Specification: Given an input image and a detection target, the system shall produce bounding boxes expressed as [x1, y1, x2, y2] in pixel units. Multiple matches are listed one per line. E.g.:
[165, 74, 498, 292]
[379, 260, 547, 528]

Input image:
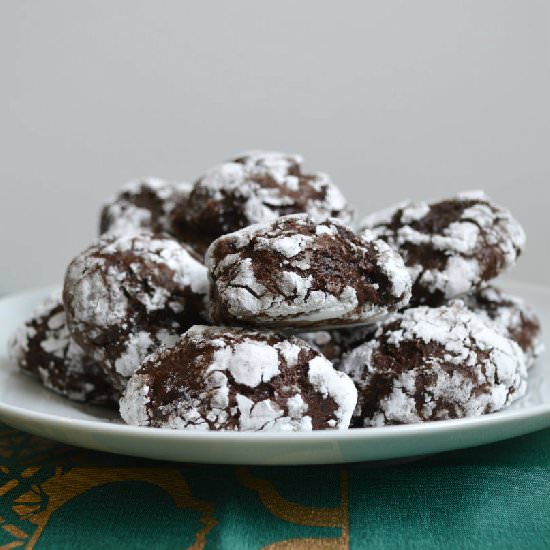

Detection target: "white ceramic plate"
[0, 282, 548, 465]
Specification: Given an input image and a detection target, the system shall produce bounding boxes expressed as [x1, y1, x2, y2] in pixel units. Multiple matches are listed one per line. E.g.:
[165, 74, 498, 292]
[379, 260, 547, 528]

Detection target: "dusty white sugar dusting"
[429, 256, 480, 297]
[210, 340, 280, 388]
[277, 271, 312, 298]
[158, 241, 208, 295]
[237, 395, 313, 432]
[268, 234, 312, 258]
[320, 179, 348, 211]
[40, 325, 70, 359]
[307, 355, 357, 429]
[236, 396, 284, 431]
[66, 261, 129, 332]
[285, 176, 300, 191]
[340, 301, 527, 426]
[114, 331, 154, 377]
[400, 202, 430, 223]
[275, 340, 302, 368]
[286, 394, 309, 417]
[315, 224, 337, 236]
[371, 239, 412, 303]
[119, 375, 151, 426]
[8, 324, 32, 366]
[47, 310, 65, 331]
[300, 331, 332, 347]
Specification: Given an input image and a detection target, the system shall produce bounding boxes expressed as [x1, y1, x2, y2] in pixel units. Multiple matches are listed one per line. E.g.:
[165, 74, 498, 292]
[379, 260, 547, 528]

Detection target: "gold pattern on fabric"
[237, 467, 349, 549]
[3, 466, 216, 550]
[0, 424, 356, 550]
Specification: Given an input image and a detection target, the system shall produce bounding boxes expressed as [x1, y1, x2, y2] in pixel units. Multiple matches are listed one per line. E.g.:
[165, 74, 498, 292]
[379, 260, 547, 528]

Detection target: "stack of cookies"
[9, 151, 543, 431]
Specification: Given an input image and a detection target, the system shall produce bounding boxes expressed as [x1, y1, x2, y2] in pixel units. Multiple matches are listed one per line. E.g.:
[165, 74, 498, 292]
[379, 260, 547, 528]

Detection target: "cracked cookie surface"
[339, 301, 527, 427]
[206, 214, 412, 328]
[359, 190, 525, 306]
[120, 325, 357, 431]
[63, 232, 208, 391]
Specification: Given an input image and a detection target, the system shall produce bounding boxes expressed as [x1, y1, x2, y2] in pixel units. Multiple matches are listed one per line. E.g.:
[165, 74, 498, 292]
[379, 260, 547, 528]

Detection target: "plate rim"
[0, 279, 548, 444]
[0, 394, 548, 443]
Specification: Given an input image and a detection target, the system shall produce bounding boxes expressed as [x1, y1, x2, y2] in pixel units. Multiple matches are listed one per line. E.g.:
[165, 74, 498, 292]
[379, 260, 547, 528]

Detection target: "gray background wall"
[1, 0, 549, 292]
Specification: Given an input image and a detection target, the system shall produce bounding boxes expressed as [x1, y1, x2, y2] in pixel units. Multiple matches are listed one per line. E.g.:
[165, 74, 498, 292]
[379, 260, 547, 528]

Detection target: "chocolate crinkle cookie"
[100, 178, 192, 239]
[464, 285, 543, 367]
[8, 293, 117, 405]
[180, 151, 354, 246]
[120, 325, 357, 431]
[63, 232, 208, 391]
[206, 214, 412, 328]
[339, 301, 527, 427]
[359, 190, 526, 306]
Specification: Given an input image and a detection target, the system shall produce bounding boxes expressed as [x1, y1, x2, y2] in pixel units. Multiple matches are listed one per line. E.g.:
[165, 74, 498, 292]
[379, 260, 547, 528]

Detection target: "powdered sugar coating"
[463, 285, 543, 368]
[8, 294, 60, 370]
[206, 214, 412, 328]
[339, 301, 527, 426]
[63, 232, 208, 390]
[359, 190, 526, 305]
[120, 325, 357, 431]
[8, 293, 117, 405]
[300, 325, 376, 366]
[183, 151, 354, 244]
[100, 178, 192, 237]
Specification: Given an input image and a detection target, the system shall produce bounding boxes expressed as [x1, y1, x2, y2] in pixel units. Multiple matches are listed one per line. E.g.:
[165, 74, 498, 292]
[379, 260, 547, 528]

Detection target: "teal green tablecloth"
[0, 424, 548, 549]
